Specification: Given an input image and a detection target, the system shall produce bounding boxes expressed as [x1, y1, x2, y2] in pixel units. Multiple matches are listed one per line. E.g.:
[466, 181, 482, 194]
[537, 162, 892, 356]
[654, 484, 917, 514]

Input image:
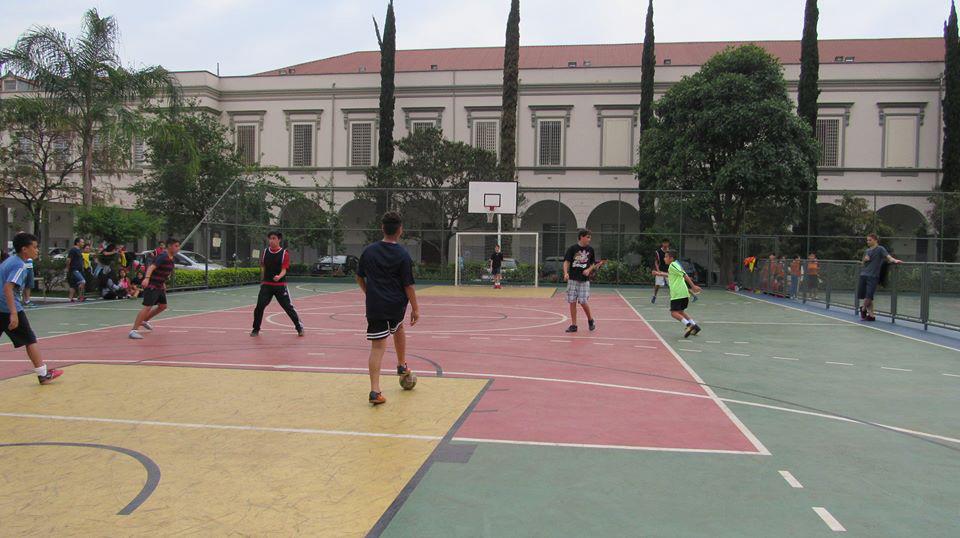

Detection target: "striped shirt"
[0, 255, 27, 313]
[147, 252, 175, 289]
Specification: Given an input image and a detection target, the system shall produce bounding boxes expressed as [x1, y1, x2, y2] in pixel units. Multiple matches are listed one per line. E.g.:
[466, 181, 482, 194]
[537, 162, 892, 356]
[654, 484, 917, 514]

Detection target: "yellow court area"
[0, 364, 485, 536]
[417, 285, 557, 298]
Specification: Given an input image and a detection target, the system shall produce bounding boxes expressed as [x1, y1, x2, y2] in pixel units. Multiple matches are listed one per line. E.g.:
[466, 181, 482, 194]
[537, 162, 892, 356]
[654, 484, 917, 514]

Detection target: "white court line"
[678, 348, 702, 353]
[207, 330, 227, 334]
[772, 356, 800, 361]
[724, 352, 750, 357]
[706, 341, 721, 344]
[452, 437, 765, 456]
[778, 470, 804, 488]
[47, 331, 68, 334]
[734, 341, 750, 344]
[825, 361, 854, 366]
[812, 507, 847, 532]
[617, 291, 772, 456]
[735, 291, 960, 353]
[881, 367, 912, 372]
[308, 352, 325, 356]
[550, 340, 571, 343]
[431, 336, 450, 339]
[6, 358, 959, 446]
[470, 337, 490, 340]
[510, 338, 531, 341]
[943, 373, 960, 378]
[634, 345, 657, 349]
[593, 343, 614, 346]
[0, 412, 441, 441]
[646, 320, 841, 326]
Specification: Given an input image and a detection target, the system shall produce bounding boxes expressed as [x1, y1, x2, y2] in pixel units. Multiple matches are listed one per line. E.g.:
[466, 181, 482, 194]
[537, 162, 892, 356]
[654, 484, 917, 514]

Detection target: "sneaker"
[691, 324, 702, 336]
[692, 294, 699, 303]
[369, 391, 386, 405]
[297, 327, 304, 337]
[38, 369, 63, 385]
[141, 321, 154, 331]
[683, 325, 695, 338]
[588, 319, 596, 331]
[651, 296, 656, 304]
[250, 330, 259, 337]
[397, 363, 411, 377]
[23, 301, 35, 308]
[565, 325, 578, 333]
[128, 330, 144, 340]
[865, 316, 876, 322]
[69, 298, 76, 303]
[859, 306, 867, 320]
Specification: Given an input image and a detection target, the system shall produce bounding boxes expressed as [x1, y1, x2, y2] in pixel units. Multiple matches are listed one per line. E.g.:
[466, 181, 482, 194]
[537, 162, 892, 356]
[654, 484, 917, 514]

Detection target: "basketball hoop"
[486, 206, 496, 224]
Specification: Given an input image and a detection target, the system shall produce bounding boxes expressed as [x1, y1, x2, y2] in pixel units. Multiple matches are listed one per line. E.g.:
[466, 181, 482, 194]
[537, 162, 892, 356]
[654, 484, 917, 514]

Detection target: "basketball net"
[486, 207, 496, 224]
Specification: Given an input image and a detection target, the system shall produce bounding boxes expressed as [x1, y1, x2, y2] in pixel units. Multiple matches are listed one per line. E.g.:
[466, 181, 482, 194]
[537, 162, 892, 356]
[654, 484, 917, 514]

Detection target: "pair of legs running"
[367, 323, 410, 405]
[129, 303, 166, 338]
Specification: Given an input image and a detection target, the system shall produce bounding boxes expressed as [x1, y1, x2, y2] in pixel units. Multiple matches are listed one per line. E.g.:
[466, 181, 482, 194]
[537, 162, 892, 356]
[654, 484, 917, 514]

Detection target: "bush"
[35, 258, 68, 294]
[169, 267, 261, 289]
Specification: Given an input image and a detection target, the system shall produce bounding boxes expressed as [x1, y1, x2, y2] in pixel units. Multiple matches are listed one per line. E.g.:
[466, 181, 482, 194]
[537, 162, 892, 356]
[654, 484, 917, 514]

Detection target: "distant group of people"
[66, 238, 145, 302]
[757, 252, 821, 299]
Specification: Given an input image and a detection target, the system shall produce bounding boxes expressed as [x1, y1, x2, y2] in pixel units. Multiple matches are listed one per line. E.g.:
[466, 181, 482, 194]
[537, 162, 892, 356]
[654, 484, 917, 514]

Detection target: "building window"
[3, 80, 16, 92]
[816, 118, 842, 168]
[537, 119, 563, 167]
[52, 138, 70, 164]
[236, 124, 257, 165]
[16, 134, 33, 164]
[133, 137, 146, 166]
[883, 115, 919, 168]
[411, 120, 436, 133]
[601, 117, 633, 167]
[291, 123, 314, 167]
[350, 121, 375, 167]
[474, 119, 499, 159]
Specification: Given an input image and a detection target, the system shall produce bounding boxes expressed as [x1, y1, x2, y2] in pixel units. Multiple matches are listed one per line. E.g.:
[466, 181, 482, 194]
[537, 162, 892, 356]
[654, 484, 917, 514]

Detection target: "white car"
[137, 250, 225, 271]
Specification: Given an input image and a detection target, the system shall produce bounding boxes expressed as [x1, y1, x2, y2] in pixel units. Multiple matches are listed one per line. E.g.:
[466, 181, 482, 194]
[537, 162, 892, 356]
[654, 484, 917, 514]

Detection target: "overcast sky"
[1, 1, 953, 76]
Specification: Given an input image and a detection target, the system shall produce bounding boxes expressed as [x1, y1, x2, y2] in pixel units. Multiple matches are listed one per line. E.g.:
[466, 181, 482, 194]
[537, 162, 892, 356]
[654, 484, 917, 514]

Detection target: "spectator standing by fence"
[67, 238, 86, 302]
[805, 253, 820, 299]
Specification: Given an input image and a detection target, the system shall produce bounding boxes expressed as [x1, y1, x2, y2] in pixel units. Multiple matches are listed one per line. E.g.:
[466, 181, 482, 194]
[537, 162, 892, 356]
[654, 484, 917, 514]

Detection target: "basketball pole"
[497, 214, 502, 247]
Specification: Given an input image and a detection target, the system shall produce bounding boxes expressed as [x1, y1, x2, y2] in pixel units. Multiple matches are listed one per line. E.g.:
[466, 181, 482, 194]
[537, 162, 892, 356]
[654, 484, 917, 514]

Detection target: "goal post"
[454, 232, 540, 287]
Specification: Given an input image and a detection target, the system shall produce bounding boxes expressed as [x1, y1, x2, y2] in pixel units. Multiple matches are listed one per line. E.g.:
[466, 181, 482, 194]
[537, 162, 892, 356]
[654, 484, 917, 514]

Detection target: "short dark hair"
[73, 237, 83, 245]
[661, 238, 671, 244]
[867, 233, 879, 241]
[382, 211, 402, 236]
[578, 229, 592, 239]
[166, 237, 180, 246]
[664, 249, 678, 259]
[13, 232, 38, 254]
[268, 231, 283, 240]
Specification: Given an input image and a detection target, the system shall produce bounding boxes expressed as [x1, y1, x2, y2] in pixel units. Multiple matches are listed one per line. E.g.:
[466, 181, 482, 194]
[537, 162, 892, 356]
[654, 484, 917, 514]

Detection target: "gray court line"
[0, 441, 160, 515]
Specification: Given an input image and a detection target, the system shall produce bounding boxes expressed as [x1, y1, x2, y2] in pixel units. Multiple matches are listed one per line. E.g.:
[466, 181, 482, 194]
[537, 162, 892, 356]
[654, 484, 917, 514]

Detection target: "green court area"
[1, 284, 957, 536]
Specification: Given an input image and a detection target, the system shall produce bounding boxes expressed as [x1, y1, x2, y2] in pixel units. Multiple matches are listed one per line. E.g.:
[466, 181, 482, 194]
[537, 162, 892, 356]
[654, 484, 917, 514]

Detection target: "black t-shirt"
[655, 248, 667, 271]
[68, 247, 83, 271]
[490, 252, 504, 270]
[358, 241, 416, 320]
[564, 244, 596, 282]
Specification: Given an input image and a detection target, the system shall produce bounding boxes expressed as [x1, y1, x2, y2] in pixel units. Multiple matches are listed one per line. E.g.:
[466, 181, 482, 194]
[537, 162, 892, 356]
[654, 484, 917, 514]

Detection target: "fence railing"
[740, 258, 960, 331]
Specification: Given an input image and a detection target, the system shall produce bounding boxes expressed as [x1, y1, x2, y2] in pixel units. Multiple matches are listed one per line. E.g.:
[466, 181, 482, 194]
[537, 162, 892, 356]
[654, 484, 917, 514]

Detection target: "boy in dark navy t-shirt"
[356, 212, 419, 405]
[129, 238, 180, 340]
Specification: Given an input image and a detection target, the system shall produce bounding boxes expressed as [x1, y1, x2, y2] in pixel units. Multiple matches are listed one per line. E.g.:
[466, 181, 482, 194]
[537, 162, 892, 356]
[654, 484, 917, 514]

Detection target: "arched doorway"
[520, 200, 578, 260]
[338, 198, 377, 256]
[877, 204, 929, 261]
[585, 201, 640, 260]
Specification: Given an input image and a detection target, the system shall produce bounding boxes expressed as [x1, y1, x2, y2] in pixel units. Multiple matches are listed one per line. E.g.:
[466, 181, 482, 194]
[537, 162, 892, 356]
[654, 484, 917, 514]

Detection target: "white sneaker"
[128, 330, 144, 340]
[141, 321, 153, 331]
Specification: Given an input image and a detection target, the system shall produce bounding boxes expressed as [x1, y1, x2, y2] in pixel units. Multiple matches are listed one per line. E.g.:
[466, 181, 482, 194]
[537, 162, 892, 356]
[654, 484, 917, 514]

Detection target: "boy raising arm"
[652, 249, 703, 338]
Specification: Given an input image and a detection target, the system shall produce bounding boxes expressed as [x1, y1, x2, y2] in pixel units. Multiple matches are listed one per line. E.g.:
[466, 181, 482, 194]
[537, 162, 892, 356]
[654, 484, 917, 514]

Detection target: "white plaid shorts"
[566, 280, 590, 304]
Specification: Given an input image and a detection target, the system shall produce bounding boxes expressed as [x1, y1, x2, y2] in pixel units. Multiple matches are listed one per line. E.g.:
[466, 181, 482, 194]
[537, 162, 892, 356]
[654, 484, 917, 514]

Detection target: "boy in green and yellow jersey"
[652, 249, 703, 338]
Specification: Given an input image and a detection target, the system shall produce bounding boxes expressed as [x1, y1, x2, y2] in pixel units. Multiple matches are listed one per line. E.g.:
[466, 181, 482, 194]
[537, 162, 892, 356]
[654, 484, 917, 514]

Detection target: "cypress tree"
[498, 0, 520, 182]
[796, 0, 820, 253]
[373, 1, 396, 214]
[637, 0, 656, 231]
[940, 1, 960, 260]
[639, 0, 655, 132]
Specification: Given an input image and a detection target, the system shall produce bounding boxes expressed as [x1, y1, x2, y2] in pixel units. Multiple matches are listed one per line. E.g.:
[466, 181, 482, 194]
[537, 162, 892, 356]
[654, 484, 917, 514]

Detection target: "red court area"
[0, 290, 767, 455]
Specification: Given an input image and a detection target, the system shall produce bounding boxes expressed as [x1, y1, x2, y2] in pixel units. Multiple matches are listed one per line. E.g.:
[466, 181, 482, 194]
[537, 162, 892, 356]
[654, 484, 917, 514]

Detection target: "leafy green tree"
[498, 0, 520, 182]
[0, 8, 180, 208]
[797, 0, 821, 249]
[280, 179, 343, 260]
[0, 97, 81, 250]
[636, 45, 818, 282]
[637, 0, 657, 230]
[75, 205, 161, 246]
[815, 193, 894, 260]
[373, 0, 397, 215]
[359, 128, 498, 268]
[938, 1, 960, 261]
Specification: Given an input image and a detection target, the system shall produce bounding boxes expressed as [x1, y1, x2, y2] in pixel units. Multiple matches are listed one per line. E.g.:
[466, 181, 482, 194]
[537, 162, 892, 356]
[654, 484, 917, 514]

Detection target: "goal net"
[454, 232, 540, 287]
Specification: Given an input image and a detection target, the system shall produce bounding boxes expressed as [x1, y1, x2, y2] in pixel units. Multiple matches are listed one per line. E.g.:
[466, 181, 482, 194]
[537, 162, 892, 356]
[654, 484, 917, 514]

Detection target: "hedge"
[169, 267, 261, 289]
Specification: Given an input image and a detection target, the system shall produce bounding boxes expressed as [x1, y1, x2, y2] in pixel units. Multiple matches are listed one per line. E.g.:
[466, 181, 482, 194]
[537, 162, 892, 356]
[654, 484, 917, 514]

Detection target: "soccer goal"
[454, 232, 540, 287]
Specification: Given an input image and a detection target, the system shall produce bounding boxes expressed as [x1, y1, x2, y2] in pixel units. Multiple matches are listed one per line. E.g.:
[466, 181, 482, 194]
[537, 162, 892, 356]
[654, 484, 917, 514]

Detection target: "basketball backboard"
[468, 181, 518, 214]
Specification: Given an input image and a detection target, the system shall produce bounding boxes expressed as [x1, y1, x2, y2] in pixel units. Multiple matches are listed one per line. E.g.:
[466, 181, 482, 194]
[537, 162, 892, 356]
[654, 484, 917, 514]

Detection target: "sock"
[689, 320, 698, 326]
[682, 319, 691, 326]
[34, 364, 47, 377]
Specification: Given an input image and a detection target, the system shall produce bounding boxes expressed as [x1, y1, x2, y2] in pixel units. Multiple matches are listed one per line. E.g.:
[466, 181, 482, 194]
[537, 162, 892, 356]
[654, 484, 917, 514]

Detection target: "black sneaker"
[397, 363, 410, 376]
[588, 319, 596, 331]
[297, 327, 304, 337]
[692, 294, 699, 303]
[859, 307, 867, 320]
[651, 296, 656, 304]
[683, 325, 695, 338]
[250, 330, 259, 337]
[565, 325, 578, 333]
[691, 324, 702, 336]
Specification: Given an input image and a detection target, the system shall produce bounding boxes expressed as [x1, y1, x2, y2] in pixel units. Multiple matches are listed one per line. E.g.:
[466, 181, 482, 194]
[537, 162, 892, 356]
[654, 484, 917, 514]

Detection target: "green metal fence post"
[920, 263, 930, 330]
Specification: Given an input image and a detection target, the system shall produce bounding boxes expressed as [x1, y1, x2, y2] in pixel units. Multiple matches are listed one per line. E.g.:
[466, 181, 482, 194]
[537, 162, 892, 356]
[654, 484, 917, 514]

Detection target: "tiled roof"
[255, 38, 943, 76]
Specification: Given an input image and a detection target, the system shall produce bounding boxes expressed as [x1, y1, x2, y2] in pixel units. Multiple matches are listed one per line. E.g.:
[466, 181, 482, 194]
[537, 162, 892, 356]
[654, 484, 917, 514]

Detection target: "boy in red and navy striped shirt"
[129, 238, 179, 340]
[250, 231, 303, 337]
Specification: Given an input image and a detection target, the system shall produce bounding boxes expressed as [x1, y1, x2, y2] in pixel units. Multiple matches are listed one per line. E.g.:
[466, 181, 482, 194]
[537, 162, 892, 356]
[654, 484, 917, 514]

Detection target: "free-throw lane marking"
[943, 373, 960, 378]
[812, 507, 846, 532]
[881, 366, 912, 372]
[678, 348, 701, 353]
[772, 356, 799, 361]
[825, 361, 854, 366]
[724, 352, 750, 357]
[778, 470, 803, 488]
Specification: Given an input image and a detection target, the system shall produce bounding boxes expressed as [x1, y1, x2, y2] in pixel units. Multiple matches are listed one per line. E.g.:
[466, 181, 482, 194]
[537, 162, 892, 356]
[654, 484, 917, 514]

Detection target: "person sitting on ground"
[119, 267, 140, 299]
[98, 268, 124, 300]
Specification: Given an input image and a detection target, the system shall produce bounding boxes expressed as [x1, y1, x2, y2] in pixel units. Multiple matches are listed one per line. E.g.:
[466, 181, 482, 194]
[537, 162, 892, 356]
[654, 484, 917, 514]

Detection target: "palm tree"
[0, 8, 180, 207]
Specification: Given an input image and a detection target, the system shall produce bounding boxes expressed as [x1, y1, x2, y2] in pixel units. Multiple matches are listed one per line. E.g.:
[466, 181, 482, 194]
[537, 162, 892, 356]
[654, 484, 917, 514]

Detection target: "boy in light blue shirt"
[0, 232, 62, 384]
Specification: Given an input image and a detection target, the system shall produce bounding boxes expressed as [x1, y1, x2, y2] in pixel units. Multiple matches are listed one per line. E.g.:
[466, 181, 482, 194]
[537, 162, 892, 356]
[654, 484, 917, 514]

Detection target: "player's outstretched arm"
[683, 273, 702, 294]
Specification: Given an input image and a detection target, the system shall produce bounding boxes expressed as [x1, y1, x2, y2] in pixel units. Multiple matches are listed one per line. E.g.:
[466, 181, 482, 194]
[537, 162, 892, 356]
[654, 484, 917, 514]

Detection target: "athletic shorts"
[142, 287, 167, 307]
[491, 267, 502, 276]
[670, 298, 690, 312]
[0, 311, 38, 348]
[566, 280, 590, 304]
[806, 275, 819, 291]
[857, 275, 880, 301]
[68, 270, 86, 289]
[655, 276, 667, 287]
[367, 318, 403, 340]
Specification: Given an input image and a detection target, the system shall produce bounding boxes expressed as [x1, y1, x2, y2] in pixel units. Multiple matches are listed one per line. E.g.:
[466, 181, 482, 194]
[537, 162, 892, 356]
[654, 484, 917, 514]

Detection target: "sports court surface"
[0, 283, 957, 536]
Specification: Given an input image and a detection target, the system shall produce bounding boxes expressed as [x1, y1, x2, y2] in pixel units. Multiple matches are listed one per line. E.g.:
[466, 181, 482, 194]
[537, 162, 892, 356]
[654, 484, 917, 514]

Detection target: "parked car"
[48, 247, 67, 260]
[312, 255, 359, 275]
[541, 256, 564, 277]
[136, 250, 225, 271]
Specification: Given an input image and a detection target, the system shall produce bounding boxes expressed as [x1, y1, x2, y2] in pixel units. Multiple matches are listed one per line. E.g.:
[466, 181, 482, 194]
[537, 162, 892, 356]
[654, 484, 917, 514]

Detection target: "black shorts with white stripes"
[366, 318, 403, 340]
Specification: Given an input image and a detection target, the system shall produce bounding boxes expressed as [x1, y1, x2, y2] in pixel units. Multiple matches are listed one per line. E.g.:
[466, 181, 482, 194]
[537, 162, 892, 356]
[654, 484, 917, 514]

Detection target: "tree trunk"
[637, 0, 657, 231]
[83, 142, 94, 208]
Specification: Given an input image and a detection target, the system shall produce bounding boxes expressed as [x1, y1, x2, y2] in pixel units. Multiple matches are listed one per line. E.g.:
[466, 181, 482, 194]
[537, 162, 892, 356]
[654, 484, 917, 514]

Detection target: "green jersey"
[668, 260, 689, 300]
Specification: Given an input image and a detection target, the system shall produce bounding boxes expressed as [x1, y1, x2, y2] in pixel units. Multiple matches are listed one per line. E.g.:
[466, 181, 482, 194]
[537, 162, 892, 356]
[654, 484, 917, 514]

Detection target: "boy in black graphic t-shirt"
[489, 244, 504, 289]
[563, 229, 600, 333]
[356, 212, 420, 405]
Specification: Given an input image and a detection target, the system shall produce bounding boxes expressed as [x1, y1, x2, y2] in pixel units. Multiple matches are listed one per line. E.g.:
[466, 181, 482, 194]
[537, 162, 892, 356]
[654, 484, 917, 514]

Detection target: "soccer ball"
[400, 370, 417, 390]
